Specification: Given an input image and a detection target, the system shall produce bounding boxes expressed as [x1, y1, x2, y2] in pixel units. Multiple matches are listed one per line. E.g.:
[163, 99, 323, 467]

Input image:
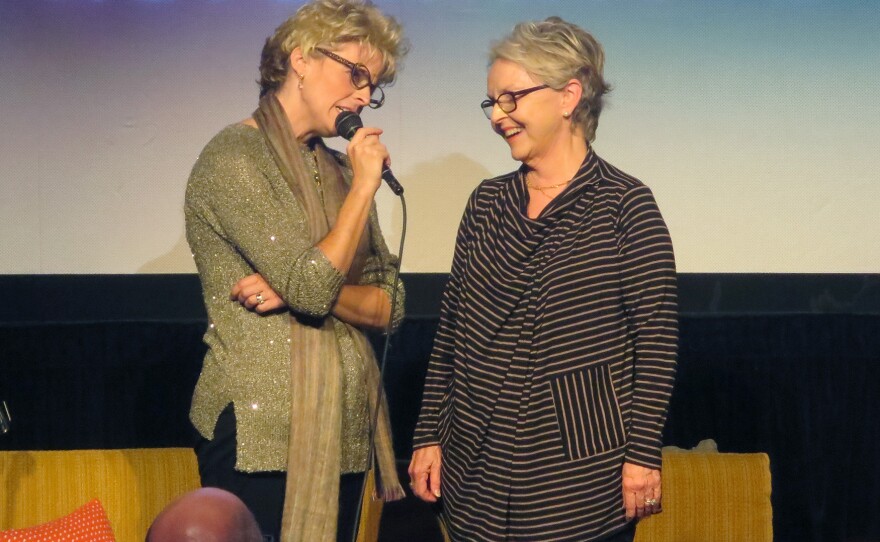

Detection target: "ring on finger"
[255, 292, 265, 305]
[644, 498, 658, 506]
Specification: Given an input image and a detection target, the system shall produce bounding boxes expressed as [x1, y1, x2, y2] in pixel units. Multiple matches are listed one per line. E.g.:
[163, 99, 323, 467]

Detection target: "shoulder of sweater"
[195, 124, 265, 167]
[470, 169, 517, 199]
[593, 153, 649, 194]
[481, 169, 518, 187]
[185, 124, 272, 203]
[190, 125, 267, 178]
[457, 170, 516, 215]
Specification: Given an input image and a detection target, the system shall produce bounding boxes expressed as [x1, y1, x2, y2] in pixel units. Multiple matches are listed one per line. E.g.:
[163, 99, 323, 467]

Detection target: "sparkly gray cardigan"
[185, 124, 404, 473]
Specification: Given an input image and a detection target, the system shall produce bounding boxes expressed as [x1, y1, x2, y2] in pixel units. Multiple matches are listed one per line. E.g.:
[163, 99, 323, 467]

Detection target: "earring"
[298, 73, 305, 89]
[562, 111, 571, 118]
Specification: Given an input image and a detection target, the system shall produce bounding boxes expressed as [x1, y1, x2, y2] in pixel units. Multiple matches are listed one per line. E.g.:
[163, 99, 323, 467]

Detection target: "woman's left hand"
[622, 461, 662, 520]
[230, 273, 286, 314]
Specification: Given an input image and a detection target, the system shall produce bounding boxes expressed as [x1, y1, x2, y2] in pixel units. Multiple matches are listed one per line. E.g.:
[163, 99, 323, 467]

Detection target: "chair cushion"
[0, 499, 115, 542]
[0, 448, 201, 541]
[635, 452, 773, 542]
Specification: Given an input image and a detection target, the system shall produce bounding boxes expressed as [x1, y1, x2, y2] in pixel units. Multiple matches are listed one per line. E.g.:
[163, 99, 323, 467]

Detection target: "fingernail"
[433, 490, 441, 498]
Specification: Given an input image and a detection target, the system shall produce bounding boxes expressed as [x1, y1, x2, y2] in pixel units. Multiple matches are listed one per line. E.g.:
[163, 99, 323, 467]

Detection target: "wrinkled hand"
[408, 445, 442, 503]
[230, 273, 286, 314]
[622, 461, 662, 520]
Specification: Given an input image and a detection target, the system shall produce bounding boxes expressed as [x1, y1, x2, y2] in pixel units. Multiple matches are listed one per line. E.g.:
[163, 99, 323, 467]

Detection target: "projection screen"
[1, 0, 878, 274]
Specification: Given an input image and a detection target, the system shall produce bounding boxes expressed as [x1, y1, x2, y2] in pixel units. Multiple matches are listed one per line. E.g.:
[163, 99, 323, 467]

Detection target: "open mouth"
[502, 127, 523, 140]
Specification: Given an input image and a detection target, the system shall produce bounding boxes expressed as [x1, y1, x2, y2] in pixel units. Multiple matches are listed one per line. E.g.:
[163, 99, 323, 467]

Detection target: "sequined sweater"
[185, 124, 404, 473]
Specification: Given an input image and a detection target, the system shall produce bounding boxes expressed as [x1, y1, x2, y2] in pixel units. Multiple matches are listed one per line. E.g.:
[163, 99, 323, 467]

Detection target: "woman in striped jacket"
[409, 17, 678, 542]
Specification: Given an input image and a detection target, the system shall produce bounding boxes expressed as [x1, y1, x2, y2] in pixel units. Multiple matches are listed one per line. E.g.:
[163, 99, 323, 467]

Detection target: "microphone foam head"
[335, 110, 363, 141]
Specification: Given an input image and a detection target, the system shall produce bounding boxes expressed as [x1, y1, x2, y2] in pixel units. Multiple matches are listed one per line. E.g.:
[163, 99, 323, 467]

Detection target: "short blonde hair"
[489, 17, 611, 142]
[259, 0, 407, 97]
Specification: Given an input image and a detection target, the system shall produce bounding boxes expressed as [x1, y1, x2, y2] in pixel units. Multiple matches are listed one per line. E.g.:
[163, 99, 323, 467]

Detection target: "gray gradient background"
[1, 0, 878, 273]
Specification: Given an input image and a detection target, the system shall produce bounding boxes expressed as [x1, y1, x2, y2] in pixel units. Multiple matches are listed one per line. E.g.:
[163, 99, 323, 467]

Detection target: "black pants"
[600, 521, 637, 542]
[196, 404, 365, 542]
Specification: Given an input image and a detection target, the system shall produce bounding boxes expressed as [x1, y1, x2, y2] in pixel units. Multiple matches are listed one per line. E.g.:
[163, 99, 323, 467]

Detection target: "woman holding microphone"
[185, 1, 407, 540]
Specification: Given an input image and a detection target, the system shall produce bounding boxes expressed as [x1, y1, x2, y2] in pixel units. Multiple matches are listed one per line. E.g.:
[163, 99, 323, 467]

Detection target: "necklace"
[300, 146, 324, 202]
[301, 149, 320, 184]
[525, 175, 572, 195]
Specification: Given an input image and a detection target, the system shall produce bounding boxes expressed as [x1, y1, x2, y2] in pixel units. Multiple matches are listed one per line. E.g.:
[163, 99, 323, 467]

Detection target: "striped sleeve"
[616, 185, 678, 469]
[411, 191, 475, 449]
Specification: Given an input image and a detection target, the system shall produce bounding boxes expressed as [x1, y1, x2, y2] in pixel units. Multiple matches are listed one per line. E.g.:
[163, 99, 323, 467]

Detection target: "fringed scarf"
[253, 92, 403, 542]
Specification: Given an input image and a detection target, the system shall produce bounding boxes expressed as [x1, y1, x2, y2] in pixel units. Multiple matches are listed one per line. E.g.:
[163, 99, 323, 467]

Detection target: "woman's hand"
[346, 126, 387, 196]
[408, 445, 442, 503]
[230, 273, 286, 314]
[622, 462, 662, 520]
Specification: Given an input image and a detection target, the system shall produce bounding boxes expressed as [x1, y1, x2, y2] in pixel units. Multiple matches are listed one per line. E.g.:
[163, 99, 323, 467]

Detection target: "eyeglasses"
[480, 84, 550, 119]
[315, 47, 385, 109]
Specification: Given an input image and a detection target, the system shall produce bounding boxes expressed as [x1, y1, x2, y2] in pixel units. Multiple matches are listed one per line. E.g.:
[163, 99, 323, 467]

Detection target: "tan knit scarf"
[254, 92, 403, 542]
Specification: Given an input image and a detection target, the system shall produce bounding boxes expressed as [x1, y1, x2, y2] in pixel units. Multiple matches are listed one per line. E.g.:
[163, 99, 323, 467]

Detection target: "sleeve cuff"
[288, 247, 345, 317]
[411, 434, 440, 450]
[377, 278, 405, 332]
[358, 255, 405, 333]
[624, 443, 664, 471]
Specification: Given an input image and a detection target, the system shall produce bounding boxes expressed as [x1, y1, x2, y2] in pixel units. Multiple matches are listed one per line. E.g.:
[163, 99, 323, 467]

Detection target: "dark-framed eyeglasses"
[315, 47, 385, 109]
[481, 84, 550, 119]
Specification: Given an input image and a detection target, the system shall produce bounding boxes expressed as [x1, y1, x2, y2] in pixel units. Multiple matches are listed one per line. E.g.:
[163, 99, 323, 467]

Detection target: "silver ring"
[644, 498, 658, 506]
[255, 293, 265, 305]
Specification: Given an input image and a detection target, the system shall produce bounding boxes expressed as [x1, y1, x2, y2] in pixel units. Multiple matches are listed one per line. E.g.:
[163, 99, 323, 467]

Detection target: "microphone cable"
[349, 192, 407, 542]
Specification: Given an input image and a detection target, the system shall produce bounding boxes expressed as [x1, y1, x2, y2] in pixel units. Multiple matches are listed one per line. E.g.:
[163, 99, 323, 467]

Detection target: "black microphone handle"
[381, 167, 404, 196]
[335, 110, 403, 196]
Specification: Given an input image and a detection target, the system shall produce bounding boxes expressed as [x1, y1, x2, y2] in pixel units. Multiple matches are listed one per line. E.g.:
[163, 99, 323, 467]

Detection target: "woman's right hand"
[345, 126, 387, 195]
[230, 273, 286, 314]
[408, 445, 443, 503]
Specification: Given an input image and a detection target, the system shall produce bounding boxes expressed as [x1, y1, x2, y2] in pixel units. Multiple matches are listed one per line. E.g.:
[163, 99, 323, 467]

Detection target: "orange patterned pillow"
[0, 499, 116, 542]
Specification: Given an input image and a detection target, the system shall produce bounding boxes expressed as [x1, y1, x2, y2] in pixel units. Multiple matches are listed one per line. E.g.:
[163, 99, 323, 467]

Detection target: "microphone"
[335, 111, 404, 195]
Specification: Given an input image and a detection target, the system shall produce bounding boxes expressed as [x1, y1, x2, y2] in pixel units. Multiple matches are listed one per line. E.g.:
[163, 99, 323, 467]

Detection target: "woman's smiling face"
[486, 59, 565, 166]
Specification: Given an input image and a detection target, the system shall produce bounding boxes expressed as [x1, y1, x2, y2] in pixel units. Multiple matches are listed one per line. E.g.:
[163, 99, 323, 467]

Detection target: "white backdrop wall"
[1, 0, 878, 274]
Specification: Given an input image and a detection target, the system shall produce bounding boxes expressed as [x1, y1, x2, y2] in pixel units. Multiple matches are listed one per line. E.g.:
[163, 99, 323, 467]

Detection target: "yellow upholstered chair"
[634, 451, 773, 542]
[1, 448, 200, 542]
[1, 448, 383, 542]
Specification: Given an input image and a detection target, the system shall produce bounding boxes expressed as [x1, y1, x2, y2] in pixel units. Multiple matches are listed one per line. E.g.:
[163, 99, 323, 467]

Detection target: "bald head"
[146, 488, 262, 542]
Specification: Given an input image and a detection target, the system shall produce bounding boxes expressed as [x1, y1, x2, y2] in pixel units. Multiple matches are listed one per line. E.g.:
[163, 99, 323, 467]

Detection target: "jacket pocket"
[549, 364, 627, 460]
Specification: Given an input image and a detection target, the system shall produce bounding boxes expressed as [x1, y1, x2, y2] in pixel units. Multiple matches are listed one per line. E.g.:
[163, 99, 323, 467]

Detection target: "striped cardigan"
[413, 149, 678, 541]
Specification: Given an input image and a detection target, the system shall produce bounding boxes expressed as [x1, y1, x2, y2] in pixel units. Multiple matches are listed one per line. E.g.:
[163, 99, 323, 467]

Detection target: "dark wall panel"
[1, 274, 878, 541]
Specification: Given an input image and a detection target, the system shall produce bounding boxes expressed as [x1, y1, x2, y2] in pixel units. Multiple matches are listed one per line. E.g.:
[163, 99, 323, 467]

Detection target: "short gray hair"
[489, 17, 611, 141]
